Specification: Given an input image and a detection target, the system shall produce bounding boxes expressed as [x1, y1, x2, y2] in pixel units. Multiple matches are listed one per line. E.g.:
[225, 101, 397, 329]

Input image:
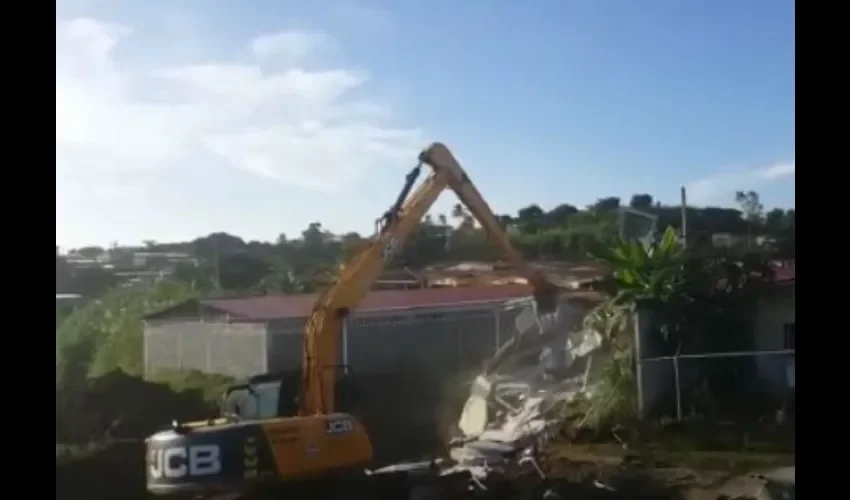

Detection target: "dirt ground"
[56, 371, 794, 500]
[538, 444, 794, 500]
[55, 440, 794, 500]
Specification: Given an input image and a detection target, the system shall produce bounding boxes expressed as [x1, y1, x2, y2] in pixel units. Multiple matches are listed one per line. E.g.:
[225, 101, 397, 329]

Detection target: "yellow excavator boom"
[299, 142, 559, 416]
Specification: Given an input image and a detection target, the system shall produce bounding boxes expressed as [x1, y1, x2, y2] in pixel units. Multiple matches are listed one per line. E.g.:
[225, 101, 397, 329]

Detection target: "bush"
[56, 369, 234, 444]
[56, 279, 197, 379]
[149, 369, 235, 403]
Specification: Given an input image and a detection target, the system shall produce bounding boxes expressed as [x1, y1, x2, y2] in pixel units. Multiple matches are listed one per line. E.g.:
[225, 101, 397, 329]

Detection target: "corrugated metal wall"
[264, 302, 530, 375]
[143, 300, 536, 378]
[144, 320, 268, 379]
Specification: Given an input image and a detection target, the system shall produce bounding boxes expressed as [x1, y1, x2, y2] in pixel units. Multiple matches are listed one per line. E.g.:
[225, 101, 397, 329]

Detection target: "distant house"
[711, 232, 773, 248]
[372, 268, 426, 290]
[131, 251, 197, 268]
[422, 261, 607, 289]
[56, 293, 86, 311]
[311, 267, 426, 291]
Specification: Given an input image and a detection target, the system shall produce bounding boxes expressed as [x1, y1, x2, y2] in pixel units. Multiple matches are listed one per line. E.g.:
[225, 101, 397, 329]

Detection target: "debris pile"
[362, 299, 606, 498]
[368, 297, 795, 500]
[445, 299, 605, 491]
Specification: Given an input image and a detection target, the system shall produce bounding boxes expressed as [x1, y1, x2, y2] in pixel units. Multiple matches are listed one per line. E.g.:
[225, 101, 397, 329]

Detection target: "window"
[220, 381, 282, 419]
[783, 323, 795, 350]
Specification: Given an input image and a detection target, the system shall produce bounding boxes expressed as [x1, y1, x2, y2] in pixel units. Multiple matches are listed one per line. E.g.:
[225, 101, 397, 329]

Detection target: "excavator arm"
[419, 144, 560, 311]
[299, 143, 559, 416]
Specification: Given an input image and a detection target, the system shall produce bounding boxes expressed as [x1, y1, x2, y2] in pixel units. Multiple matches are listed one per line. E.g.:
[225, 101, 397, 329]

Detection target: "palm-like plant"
[576, 227, 687, 425]
[582, 226, 777, 422]
[592, 227, 685, 306]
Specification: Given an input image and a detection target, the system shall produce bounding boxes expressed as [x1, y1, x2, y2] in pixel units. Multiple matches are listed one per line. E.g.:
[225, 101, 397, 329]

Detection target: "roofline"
[205, 288, 606, 322]
[142, 298, 203, 320]
[203, 295, 537, 322]
[354, 296, 529, 315]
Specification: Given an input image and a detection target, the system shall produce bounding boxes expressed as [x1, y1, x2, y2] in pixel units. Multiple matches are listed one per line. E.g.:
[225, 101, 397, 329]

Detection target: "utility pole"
[680, 186, 688, 248]
[213, 253, 222, 290]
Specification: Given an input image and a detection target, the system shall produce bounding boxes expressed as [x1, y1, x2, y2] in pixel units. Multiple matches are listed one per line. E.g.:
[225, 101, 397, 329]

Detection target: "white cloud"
[685, 160, 795, 205]
[757, 161, 795, 181]
[250, 31, 336, 64]
[55, 17, 423, 197]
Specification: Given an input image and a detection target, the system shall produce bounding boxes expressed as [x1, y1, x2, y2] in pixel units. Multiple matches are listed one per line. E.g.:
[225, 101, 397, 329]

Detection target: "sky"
[56, 0, 795, 249]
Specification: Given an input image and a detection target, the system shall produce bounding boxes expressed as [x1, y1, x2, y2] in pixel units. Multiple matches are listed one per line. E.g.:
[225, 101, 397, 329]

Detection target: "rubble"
[363, 300, 794, 500]
[445, 299, 606, 489]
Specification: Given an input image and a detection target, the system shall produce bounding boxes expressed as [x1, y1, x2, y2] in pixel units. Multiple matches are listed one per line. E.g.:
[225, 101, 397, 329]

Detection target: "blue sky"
[56, 0, 795, 249]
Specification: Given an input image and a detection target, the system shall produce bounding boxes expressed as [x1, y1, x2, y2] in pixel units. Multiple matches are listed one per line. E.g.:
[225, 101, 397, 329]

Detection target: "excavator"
[145, 143, 561, 499]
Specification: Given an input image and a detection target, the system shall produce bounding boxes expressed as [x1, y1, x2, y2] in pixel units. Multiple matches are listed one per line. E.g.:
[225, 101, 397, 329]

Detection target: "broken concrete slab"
[448, 299, 609, 485]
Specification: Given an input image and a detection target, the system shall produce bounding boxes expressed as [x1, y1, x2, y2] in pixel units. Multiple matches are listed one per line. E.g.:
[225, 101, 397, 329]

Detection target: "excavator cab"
[220, 368, 360, 420]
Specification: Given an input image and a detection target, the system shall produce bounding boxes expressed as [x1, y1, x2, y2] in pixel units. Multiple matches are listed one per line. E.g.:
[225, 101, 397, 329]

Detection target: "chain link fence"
[638, 349, 796, 420]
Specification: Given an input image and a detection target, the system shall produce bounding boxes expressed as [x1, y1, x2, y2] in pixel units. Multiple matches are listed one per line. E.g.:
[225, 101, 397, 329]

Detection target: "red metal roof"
[196, 261, 793, 322]
[201, 285, 540, 321]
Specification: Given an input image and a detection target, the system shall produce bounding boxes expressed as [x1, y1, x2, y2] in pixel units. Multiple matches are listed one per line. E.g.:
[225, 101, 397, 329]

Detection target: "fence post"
[633, 310, 646, 418]
[142, 320, 150, 379]
[177, 329, 184, 370]
[673, 355, 682, 421]
[206, 330, 212, 373]
[493, 306, 501, 353]
[342, 318, 349, 374]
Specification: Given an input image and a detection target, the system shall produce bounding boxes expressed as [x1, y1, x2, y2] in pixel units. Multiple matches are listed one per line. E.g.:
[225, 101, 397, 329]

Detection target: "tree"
[735, 190, 765, 248]
[547, 204, 578, 226]
[629, 194, 654, 210]
[172, 262, 216, 292]
[56, 279, 197, 378]
[76, 246, 105, 258]
[735, 191, 764, 223]
[71, 267, 119, 297]
[253, 266, 306, 294]
[591, 197, 621, 213]
[56, 253, 73, 292]
[517, 204, 545, 233]
[54, 189, 794, 318]
[764, 208, 788, 235]
[451, 203, 474, 231]
[217, 252, 271, 290]
[192, 232, 247, 258]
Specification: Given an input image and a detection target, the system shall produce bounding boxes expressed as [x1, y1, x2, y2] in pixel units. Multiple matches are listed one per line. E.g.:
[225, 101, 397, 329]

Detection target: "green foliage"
[148, 370, 236, 403]
[53, 189, 793, 434]
[592, 227, 686, 306]
[583, 224, 780, 422]
[574, 349, 638, 430]
[57, 190, 794, 304]
[56, 369, 232, 444]
[56, 279, 197, 379]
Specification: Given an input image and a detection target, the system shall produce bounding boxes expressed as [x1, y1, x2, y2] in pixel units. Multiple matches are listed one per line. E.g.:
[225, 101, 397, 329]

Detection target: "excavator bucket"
[532, 293, 557, 321]
[529, 275, 559, 316]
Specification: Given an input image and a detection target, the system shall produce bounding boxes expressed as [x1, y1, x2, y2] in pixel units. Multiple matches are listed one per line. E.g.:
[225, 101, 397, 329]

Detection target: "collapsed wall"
[448, 296, 606, 477]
